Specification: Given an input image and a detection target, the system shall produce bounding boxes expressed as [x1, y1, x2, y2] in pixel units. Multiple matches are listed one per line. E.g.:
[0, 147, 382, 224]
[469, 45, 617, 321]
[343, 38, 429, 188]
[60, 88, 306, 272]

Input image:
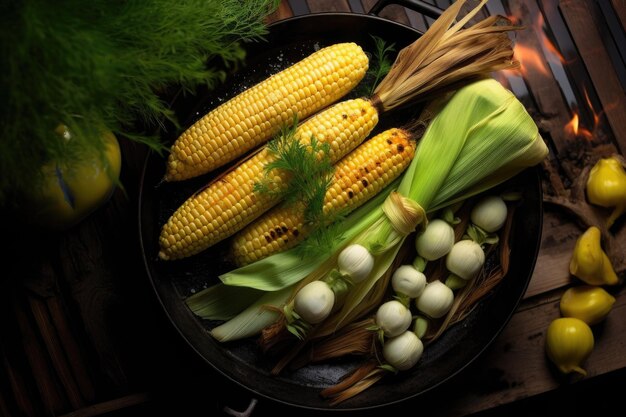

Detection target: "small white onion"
[337, 244, 374, 283]
[446, 240, 485, 280]
[391, 265, 426, 298]
[375, 300, 412, 337]
[415, 219, 455, 261]
[383, 331, 423, 371]
[415, 280, 454, 319]
[470, 195, 508, 232]
[293, 281, 335, 324]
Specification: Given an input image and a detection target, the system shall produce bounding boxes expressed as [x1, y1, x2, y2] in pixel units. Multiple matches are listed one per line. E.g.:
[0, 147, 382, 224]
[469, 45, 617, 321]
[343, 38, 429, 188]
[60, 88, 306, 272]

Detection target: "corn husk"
[210, 287, 291, 342]
[186, 284, 264, 320]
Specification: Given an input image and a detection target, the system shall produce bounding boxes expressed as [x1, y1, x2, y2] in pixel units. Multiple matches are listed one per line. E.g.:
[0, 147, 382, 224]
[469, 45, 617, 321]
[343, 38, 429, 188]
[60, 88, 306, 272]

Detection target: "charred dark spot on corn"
[397, 144, 404, 153]
[293, 229, 300, 237]
[348, 190, 354, 199]
[361, 179, 368, 187]
[342, 114, 347, 119]
[386, 139, 392, 144]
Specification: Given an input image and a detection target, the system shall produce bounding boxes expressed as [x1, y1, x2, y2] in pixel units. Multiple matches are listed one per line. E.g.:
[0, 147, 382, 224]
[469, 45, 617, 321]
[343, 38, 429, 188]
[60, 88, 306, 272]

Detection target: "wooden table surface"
[1, 1, 625, 416]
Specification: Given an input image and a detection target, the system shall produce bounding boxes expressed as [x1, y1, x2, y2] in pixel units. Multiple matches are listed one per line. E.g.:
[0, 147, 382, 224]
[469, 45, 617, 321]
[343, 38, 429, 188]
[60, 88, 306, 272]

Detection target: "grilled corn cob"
[165, 43, 369, 181]
[230, 128, 415, 265]
[158, 99, 378, 260]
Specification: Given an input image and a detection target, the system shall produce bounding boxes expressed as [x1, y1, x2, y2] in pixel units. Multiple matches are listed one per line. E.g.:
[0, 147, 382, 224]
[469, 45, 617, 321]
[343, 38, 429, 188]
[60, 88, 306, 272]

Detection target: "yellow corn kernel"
[165, 43, 369, 181]
[158, 99, 378, 260]
[231, 128, 415, 266]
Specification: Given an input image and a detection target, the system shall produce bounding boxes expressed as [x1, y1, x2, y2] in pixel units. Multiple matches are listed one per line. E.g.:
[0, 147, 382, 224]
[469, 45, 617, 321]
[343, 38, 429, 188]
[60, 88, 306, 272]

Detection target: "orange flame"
[583, 87, 600, 129]
[537, 14, 566, 65]
[564, 112, 594, 140]
[513, 44, 549, 77]
[503, 12, 566, 78]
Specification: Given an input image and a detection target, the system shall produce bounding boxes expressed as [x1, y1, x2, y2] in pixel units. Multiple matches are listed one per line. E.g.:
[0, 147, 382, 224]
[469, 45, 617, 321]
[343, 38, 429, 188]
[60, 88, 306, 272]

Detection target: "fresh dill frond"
[354, 36, 396, 97]
[255, 117, 347, 253]
[294, 211, 348, 258]
[256, 117, 334, 215]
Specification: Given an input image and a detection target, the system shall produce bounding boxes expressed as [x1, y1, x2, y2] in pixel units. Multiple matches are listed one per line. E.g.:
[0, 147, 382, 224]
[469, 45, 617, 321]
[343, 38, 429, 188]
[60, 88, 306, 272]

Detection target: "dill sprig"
[0, 0, 278, 205]
[255, 118, 334, 227]
[254, 118, 350, 257]
[354, 36, 396, 97]
[294, 215, 347, 257]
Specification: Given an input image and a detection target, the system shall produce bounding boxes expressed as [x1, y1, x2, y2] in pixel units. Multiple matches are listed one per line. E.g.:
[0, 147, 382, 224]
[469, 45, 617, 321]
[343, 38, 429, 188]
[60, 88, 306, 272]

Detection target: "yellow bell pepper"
[545, 317, 594, 376]
[560, 285, 615, 325]
[569, 226, 619, 286]
[586, 156, 626, 227]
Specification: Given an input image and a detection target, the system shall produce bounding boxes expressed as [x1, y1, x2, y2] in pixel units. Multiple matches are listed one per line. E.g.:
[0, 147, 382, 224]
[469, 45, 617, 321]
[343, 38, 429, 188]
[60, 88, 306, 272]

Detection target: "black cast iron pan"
[138, 0, 543, 410]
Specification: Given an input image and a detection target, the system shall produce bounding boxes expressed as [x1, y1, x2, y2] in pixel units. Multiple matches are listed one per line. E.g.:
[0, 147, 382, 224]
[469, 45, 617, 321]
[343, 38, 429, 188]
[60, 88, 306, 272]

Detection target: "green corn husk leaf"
[210, 287, 291, 342]
[426, 81, 549, 210]
[186, 284, 264, 320]
[334, 78, 547, 326]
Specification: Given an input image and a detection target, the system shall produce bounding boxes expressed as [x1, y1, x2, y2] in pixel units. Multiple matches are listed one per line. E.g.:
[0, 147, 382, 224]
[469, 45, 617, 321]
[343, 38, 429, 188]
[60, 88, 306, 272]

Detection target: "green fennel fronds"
[0, 0, 278, 205]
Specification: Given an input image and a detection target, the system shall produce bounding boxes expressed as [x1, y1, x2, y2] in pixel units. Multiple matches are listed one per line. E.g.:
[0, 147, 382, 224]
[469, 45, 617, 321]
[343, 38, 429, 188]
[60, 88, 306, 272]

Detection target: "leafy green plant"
[0, 0, 277, 204]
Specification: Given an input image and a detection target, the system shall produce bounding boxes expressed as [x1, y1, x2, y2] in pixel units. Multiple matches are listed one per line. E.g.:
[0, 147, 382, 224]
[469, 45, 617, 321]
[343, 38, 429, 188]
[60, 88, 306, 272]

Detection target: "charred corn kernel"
[586, 156, 626, 227]
[158, 99, 378, 260]
[569, 226, 619, 286]
[560, 285, 615, 325]
[165, 43, 369, 181]
[231, 128, 415, 265]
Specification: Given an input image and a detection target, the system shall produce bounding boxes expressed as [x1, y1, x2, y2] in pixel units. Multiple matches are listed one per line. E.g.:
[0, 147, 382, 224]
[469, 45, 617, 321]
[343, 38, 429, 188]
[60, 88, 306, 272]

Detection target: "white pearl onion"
[337, 244, 374, 283]
[293, 281, 335, 324]
[391, 265, 426, 298]
[383, 331, 424, 371]
[376, 300, 412, 337]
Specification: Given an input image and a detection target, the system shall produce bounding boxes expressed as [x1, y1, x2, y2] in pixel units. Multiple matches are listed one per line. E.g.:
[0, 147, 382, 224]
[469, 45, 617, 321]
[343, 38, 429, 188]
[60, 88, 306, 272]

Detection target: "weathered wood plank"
[525, 210, 579, 298]
[560, 0, 626, 154]
[288, 0, 310, 16]
[13, 295, 68, 415]
[0, 389, 11, 417]
[1, 343, 38, 417]
[441, 286, 626, 415]
[46, 297, 96, 403]
[361, 0, 411, 25]
[612, 0, 626, 32]
[347, 0, 365, 13]
[266, 1, 293, 23]
[28, 295, 84, 410]
[307, 0, 351, 12]
[57, 393, 151, 417]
